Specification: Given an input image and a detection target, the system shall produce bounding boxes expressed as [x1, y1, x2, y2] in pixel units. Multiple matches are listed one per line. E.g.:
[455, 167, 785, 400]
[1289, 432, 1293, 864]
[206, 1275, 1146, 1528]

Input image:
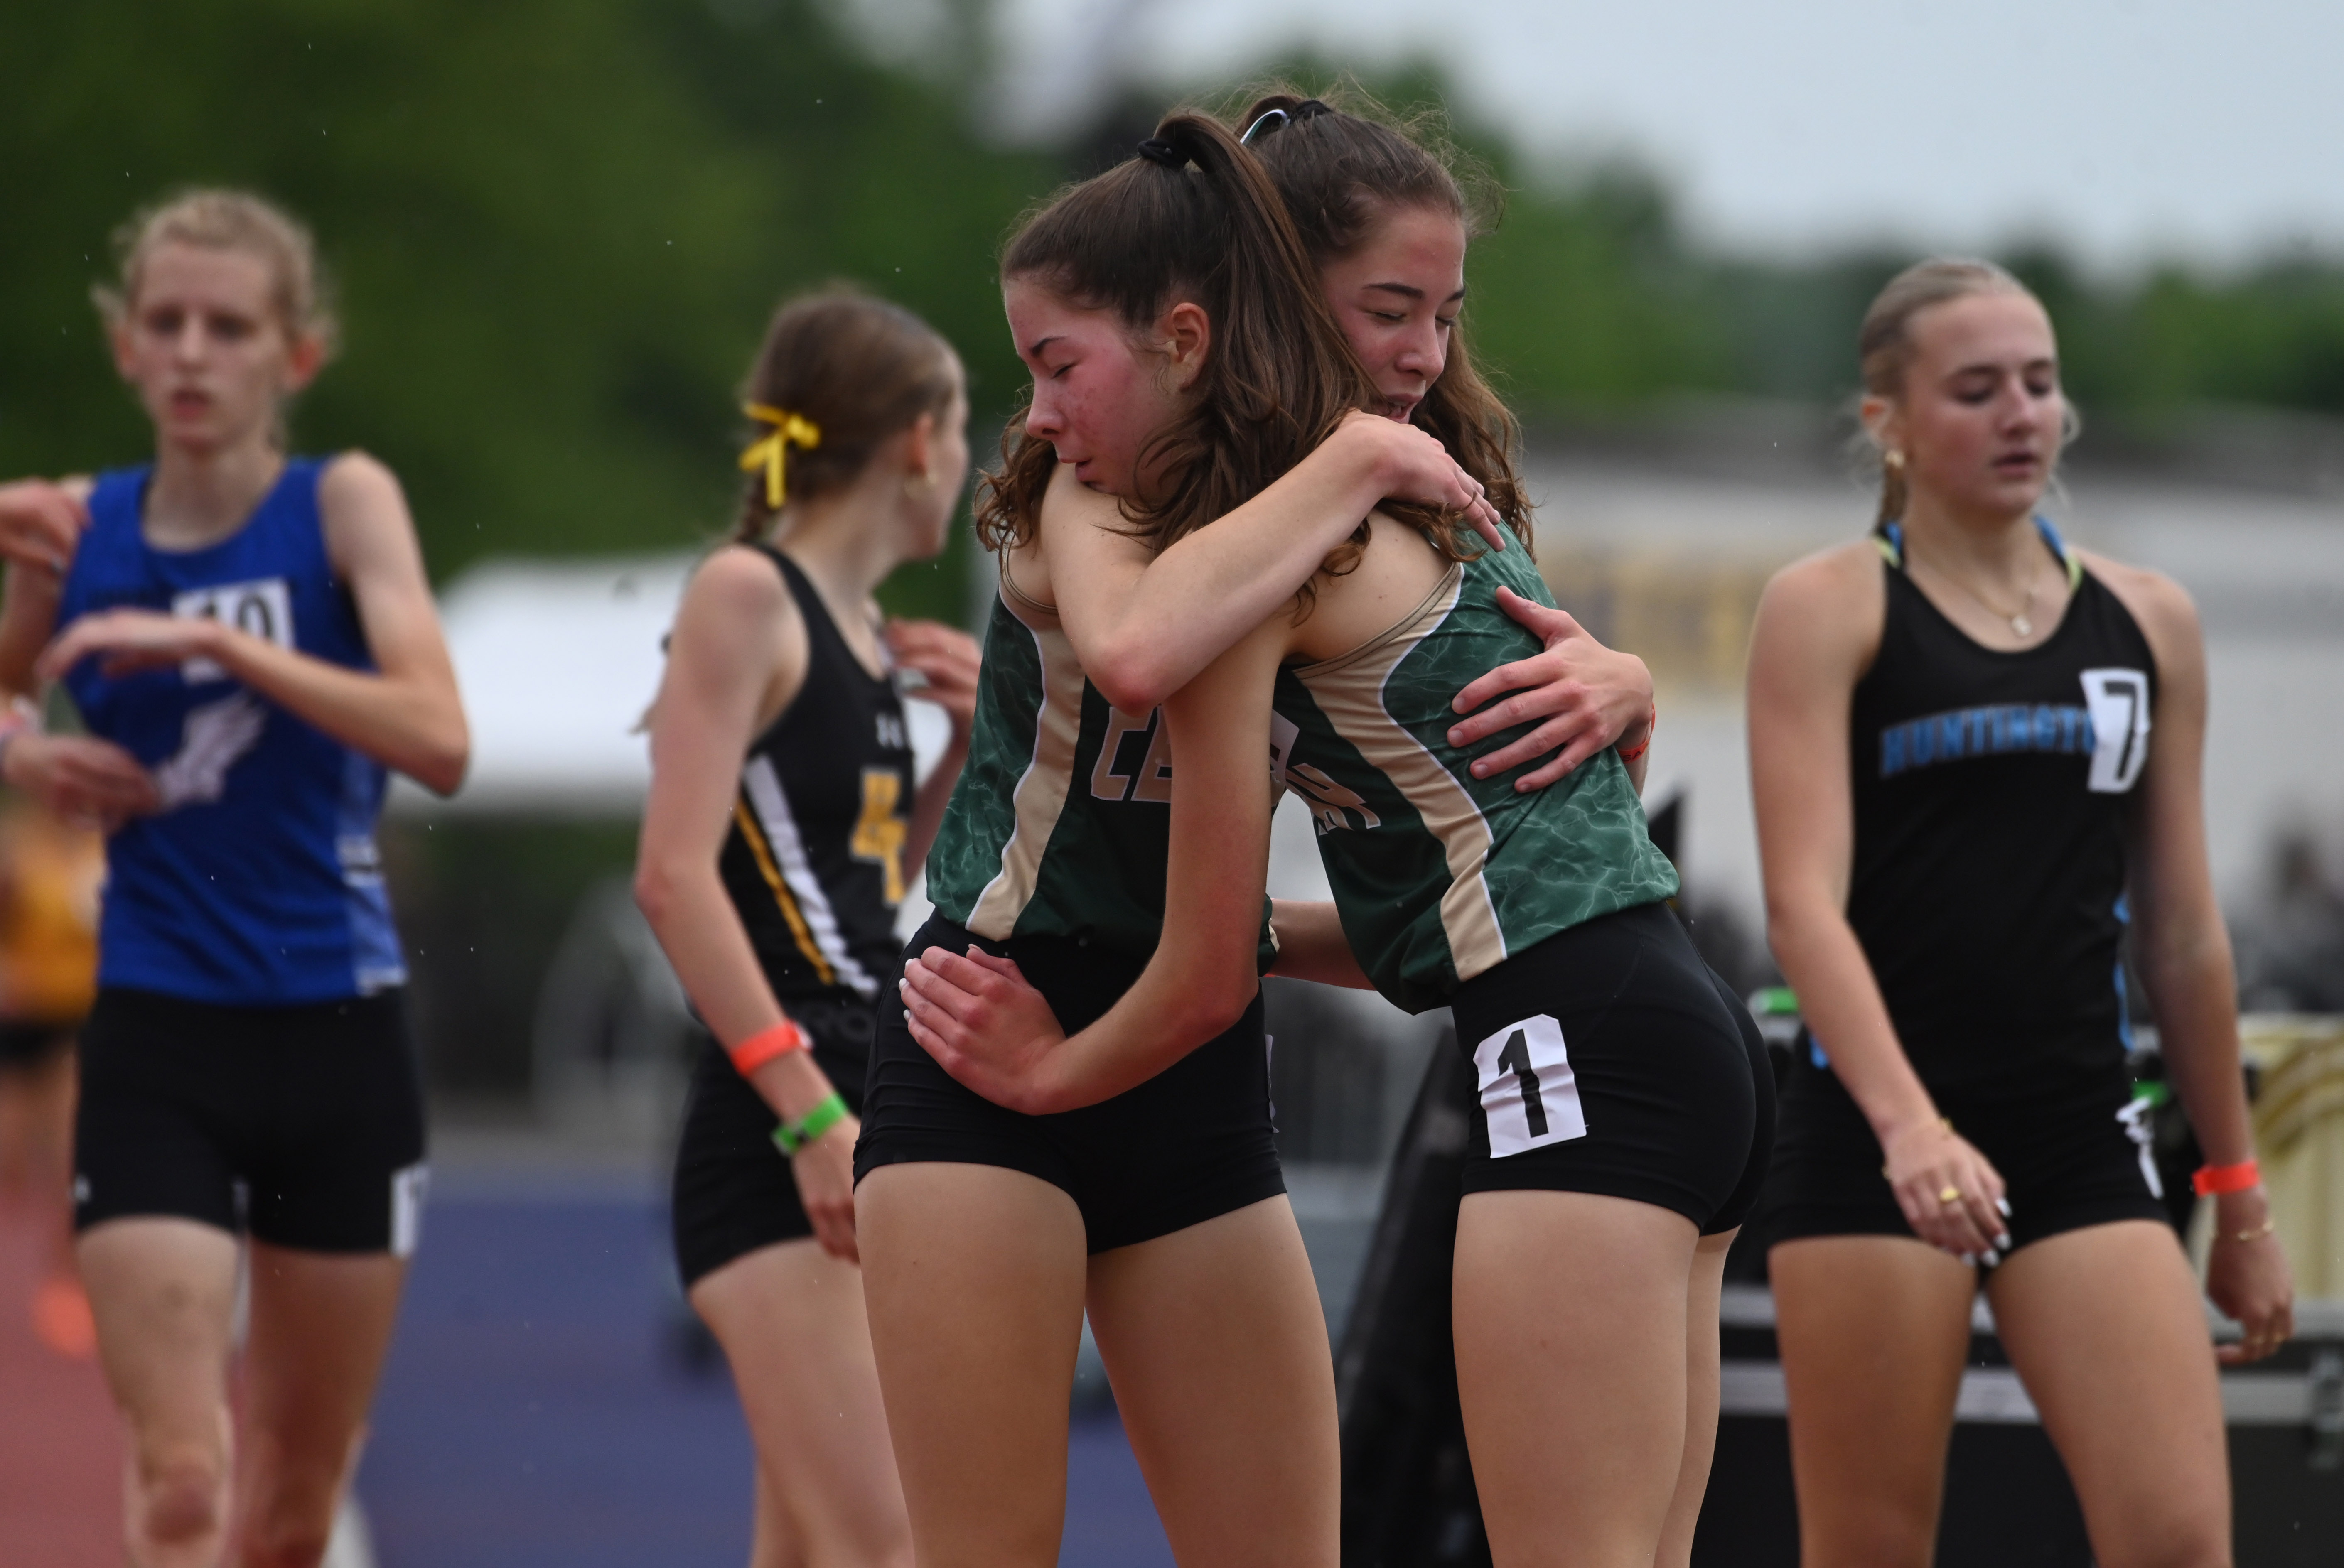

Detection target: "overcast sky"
[985, 0, 2344, 271]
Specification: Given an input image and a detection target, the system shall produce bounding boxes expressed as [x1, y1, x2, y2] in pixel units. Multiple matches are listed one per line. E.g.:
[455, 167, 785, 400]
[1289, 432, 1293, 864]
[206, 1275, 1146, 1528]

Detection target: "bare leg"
[1654, 1227, 1738, 1568]
[857, 1164, 1087, 1568]
[745, 1461, 808, 1568]
[79, 1217, 242, 1568]
[0, 1046, 76, 1256]
[1085, 1196, 1338, 1568]
[233, 1241, 406, 1568]
[1453, 1190, 1701, 1568]
[691, 1237, 910, 1568]
[1769, 1237, 1973, 1568]
[1987, 1221, 2230, 1568]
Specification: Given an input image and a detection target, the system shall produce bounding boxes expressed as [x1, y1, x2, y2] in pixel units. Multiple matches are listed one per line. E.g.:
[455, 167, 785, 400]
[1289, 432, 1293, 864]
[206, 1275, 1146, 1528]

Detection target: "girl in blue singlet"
[0, 190, 467, 1568]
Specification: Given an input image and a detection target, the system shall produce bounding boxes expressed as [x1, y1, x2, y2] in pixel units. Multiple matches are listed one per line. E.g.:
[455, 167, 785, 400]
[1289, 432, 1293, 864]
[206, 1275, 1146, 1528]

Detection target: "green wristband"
[772, 1091, 849, 1156]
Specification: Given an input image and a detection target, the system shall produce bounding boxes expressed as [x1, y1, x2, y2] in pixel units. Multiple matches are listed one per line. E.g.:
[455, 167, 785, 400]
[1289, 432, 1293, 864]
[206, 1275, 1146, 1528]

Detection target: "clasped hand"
[897, 945, 1071, 1115]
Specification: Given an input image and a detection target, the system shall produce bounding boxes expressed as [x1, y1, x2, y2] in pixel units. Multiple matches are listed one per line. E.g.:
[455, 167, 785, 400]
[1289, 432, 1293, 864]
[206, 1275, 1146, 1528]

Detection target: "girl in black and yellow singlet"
[1748, 260, 2293, 1567]
[633, 290, 978, 1568]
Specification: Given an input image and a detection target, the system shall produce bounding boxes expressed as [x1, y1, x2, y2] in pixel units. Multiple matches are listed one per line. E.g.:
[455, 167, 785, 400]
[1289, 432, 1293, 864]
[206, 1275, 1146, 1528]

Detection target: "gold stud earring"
[1885, 449, 1907, 472]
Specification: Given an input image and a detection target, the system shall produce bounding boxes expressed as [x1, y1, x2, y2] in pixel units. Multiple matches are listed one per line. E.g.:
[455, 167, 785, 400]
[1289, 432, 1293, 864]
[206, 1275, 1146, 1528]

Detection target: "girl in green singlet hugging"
[899, 95, 1770, 1568]
[853, 105, 1654, 1568]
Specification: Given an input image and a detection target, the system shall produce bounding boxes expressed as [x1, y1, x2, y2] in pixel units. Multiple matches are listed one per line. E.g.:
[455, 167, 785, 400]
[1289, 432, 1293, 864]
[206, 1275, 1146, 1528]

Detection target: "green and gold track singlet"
[1272, 541, 1678, 1013]
[924, 592, 1194, 955]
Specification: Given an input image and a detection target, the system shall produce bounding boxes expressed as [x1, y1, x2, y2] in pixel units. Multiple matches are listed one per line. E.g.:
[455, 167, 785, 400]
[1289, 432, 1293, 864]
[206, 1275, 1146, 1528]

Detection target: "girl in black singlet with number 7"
[1749, 259, 2295, 1567]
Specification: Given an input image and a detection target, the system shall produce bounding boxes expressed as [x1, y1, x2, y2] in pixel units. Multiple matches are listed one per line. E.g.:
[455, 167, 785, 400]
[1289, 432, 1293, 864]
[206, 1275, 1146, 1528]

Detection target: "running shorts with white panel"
[73, 987, 427, 1254]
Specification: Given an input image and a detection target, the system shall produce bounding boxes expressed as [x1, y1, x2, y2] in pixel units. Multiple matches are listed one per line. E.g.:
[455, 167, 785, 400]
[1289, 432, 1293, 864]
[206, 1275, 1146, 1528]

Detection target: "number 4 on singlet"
[1472, 1014, 1587, 1157]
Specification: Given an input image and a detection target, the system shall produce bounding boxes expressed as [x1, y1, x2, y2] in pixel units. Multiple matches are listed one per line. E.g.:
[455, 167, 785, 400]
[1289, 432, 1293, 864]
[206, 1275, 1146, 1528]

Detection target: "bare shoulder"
[681, 543, 794, 628]
[1034, 469, 1148, 599]
[1043, 462, 1126, 532]
[1753, 539, 1885, 665]
[317, 449, 409, 518]
[2079, 548, 2201, 670]
[1286, 509, 1443, 661]
[316, 452, 432, 585]
[1762, 538, 1881, 612]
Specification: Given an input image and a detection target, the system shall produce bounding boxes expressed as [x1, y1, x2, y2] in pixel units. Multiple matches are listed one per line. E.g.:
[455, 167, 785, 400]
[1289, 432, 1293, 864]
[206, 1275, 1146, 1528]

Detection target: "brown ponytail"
[732, 289, 961, 542]
[1229, 83, 1530, 552]
[976, 109, 1456, 573]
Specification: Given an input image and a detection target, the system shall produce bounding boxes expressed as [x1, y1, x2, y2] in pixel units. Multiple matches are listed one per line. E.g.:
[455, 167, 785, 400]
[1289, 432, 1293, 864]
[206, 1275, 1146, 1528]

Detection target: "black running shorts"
[1705, 960, 1779, 1236]
[671, 995, 872, 1290]
[1449, 901, 1768, 1234]
[855, 916, 1286, 1254]
[74, 987, 428, 1255]
[1763, 1043, 2168, 1256]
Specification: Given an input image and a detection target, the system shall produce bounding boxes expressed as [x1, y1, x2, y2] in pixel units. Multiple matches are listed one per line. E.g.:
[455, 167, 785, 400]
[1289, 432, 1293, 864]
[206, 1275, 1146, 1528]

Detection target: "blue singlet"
[56, 456, 407, 1005]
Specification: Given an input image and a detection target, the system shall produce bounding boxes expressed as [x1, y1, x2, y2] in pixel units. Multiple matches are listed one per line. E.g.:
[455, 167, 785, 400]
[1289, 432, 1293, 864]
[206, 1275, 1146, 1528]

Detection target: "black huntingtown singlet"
[715, 546, 916, 1005]
[1842, 517, 2157, 1091]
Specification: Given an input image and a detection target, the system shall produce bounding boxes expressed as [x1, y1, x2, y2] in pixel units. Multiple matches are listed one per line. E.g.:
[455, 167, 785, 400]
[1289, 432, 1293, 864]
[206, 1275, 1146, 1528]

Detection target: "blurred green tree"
[7, 8, 2341, 617]
[0, 0, 1051, 620]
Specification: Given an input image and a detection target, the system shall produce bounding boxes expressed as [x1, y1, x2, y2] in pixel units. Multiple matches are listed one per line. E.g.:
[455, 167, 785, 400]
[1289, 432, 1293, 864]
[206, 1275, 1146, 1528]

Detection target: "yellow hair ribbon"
[740, 403, 822, 509]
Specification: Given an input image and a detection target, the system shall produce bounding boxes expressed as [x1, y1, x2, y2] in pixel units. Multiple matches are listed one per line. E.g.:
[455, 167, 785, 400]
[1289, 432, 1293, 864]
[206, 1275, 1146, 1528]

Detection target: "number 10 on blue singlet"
[1472, 1014, 1587, 1158]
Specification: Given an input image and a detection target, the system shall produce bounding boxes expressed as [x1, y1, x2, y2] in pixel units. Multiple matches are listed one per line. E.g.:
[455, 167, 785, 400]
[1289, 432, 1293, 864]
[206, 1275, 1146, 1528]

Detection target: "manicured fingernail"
[1982, 1250, 2000, 1267]
[1995, 1197, 2012, 1217]
[1995, 1232, 2012, 1250]
[1958, 1254, 1976, 1266]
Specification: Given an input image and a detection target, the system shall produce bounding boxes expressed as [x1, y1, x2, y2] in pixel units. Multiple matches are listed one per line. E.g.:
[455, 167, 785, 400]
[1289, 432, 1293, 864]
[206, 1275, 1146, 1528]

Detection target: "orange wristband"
[2193, 1159, 2260, 1197]
[1616, 704, 1657, 764]
[728, 1019, 808, 1076]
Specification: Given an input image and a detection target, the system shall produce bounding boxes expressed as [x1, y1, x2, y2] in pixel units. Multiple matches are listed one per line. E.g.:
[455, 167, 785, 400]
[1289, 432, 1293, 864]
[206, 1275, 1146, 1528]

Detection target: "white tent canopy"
[397, 552, 952, 817]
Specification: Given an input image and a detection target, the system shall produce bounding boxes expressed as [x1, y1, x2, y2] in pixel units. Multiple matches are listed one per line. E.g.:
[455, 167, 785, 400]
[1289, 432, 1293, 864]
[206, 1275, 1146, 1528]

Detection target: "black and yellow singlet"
[717, 545, 916, 1004]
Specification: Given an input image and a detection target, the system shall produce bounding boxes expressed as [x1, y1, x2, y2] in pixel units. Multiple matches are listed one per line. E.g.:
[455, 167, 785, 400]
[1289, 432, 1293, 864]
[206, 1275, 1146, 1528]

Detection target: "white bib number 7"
[1472, 1013, 1588, 1157]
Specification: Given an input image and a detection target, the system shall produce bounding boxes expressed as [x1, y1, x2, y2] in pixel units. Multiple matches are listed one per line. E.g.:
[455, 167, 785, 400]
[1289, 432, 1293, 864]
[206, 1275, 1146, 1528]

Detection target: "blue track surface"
[359, 1192, 1172, 1568]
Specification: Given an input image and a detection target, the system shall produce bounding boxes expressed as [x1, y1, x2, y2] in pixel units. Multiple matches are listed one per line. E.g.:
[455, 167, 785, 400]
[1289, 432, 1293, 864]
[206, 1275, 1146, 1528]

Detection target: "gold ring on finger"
[1938, 1185, 1963, 1206]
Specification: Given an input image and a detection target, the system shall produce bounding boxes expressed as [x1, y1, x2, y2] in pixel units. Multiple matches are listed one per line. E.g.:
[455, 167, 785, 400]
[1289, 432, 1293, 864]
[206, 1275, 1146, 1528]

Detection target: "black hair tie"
[1136, 137, 1186, 169]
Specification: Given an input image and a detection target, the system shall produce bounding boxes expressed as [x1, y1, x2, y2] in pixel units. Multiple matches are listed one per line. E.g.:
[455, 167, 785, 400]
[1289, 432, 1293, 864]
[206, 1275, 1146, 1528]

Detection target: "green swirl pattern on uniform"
[1273, 541, 1678, 1013]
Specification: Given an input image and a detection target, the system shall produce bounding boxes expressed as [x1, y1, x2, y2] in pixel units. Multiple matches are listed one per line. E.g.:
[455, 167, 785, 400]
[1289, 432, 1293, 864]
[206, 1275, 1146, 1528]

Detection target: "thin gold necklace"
[1912, 549, 2043, 638]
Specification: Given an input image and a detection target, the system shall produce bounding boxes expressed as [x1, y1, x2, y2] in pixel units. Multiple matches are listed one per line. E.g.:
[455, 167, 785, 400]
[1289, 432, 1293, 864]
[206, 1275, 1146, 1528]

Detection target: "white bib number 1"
[1472, 1013, 1588, 1157]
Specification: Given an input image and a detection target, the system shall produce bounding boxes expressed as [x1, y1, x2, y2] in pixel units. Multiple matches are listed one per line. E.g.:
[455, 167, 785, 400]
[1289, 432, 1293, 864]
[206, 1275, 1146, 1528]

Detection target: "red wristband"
[728, 1019, 807, 1076]
[1616, 704, 1657, 764]
[2192, 1159, 2260, 1197]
